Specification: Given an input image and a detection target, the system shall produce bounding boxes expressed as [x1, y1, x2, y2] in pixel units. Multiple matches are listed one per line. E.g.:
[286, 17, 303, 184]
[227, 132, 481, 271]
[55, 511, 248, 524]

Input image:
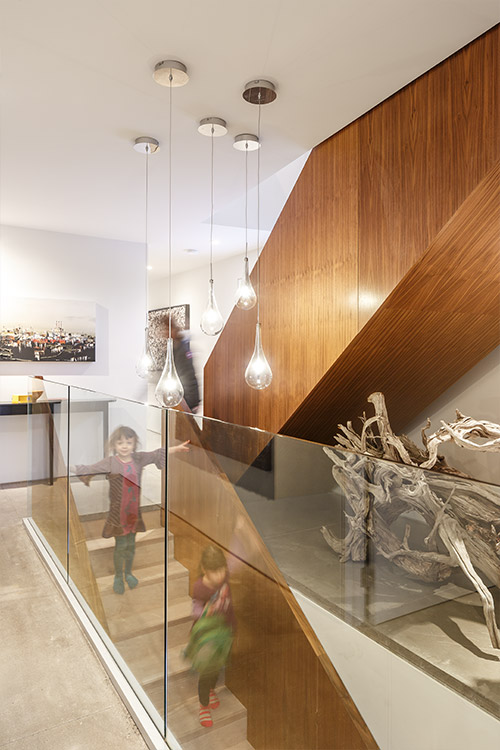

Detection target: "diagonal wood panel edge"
[282, 160, 500, 445]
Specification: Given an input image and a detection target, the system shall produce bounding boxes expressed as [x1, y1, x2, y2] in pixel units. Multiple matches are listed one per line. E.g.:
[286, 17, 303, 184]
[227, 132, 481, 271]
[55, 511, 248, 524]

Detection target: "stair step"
[168, 597, 192, 626]
[167, 619, 192, 649]
[168, 687, 247, 748]
[115, 628, 164, 687]
[86, 526, 165, 552]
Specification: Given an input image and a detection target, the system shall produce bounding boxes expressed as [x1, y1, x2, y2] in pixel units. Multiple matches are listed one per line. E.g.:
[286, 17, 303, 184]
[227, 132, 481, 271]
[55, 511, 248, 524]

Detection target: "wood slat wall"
[203, 26, 499, 442]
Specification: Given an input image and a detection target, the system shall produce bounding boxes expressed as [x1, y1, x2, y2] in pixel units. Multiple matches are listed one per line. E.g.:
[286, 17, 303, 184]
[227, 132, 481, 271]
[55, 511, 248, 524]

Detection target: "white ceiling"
[0, 0, 498, 277]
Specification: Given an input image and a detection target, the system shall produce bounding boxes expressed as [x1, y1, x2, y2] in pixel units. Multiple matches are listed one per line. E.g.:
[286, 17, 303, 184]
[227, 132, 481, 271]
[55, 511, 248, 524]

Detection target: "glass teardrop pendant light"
[233, 134, 259, 310]
[199, 117, 227, 336]
[155, 337, 184, 407]
[242, 81, 277, 390]
[202, 278, 224, 335]
[245, 322, 272, 389]
[153, 61, 188, 407]
[134, 137, 159, 379]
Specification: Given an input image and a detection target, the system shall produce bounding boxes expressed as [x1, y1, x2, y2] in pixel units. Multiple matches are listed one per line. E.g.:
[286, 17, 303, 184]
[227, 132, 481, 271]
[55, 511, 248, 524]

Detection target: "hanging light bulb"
[199, 117, 227, 336]
[133, 137, 159, 379]
[201, 278, 224, 335]
[233, 134, 259, 311]
[152, 60, 189, 407]
[241, 81, 277, 390]
[245, 322, 272, 389]
[155, 336, 184, 407]
[136, 326, 155, 378]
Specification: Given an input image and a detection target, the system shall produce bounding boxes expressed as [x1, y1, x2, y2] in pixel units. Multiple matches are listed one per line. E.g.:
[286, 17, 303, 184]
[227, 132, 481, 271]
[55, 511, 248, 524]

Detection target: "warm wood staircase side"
[282, 159, 500, 443]
[203, 27, 499, 454]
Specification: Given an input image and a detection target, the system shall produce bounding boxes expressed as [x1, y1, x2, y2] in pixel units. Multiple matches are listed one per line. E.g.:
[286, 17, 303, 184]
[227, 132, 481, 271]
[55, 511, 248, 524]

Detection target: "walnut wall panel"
[358, 26, 500, 326]
[204, 124, 360, 434]
[203, 26, 499, 441]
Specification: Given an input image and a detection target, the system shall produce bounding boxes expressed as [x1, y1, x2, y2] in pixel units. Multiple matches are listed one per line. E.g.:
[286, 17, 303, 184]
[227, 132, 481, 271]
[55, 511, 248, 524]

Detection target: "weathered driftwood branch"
[322, 392, 500, 649]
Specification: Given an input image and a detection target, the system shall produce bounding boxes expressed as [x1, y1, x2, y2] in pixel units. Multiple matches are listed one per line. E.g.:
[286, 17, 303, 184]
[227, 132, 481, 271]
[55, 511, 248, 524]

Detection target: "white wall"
[0, 224, 148, 402]
[293, 589, 500, 750]
[403, 346, 500, 485]
[148, 250, 257, 408]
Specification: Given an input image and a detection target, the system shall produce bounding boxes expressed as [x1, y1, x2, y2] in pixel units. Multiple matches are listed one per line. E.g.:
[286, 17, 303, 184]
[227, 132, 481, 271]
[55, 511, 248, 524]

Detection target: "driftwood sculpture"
[322, 392, 500, 648]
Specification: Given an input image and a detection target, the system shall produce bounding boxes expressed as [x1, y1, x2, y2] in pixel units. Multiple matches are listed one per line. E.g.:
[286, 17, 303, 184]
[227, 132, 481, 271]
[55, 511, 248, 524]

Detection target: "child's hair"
[200, 544, 227, 574]
[107, 425, 140, 455]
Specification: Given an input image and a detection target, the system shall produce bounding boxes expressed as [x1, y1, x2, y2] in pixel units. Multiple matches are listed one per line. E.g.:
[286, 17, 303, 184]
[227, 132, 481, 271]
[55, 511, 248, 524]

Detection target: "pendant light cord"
[168, 72, 173, 340]
[144, 146, 149, 327]
[209, 125, 215, 282]
[256, 94, 262, 325]
[244, 143, 248, 261]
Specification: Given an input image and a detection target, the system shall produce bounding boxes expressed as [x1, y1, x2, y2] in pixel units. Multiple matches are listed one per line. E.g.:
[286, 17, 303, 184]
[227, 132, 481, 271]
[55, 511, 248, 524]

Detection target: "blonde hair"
[199, 544, 227, 575]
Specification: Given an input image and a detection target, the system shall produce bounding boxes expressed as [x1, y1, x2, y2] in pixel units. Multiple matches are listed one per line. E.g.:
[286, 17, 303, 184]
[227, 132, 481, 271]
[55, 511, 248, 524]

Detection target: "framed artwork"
[148, 304, 190, 370]
[0, 297, 96, 362]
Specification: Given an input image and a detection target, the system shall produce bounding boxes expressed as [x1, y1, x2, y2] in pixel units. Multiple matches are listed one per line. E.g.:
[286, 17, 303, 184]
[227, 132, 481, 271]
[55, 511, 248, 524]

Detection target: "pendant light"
[199, 117, 227, 336]
[242, 81, 276, 390]
[134, 136, 159, 379]
[233, 134, 259, 310]
[153, 60, 189, 408]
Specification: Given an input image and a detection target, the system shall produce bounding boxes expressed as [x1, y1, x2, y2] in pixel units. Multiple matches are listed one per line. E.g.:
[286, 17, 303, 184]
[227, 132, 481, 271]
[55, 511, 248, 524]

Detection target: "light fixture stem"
[256, 94, 262, 324]
[244, 143, 248, 260]
[144, 146, 149, 325]
[209, 125, 214, 282]
[168, 72, 173, 340]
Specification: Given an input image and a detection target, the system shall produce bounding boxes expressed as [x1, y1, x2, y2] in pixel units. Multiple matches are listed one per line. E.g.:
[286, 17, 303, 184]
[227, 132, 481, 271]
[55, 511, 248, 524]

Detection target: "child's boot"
[124, 534, 138, 589]
[199, 705, 212, 728]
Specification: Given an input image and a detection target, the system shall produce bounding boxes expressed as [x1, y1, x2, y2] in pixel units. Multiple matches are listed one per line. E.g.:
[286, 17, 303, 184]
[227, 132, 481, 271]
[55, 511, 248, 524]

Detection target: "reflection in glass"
[136, 326, 155, 379]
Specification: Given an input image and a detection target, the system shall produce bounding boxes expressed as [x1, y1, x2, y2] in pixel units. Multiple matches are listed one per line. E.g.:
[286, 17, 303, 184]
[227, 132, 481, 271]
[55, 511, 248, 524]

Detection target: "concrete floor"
[0, 485, 150, 750]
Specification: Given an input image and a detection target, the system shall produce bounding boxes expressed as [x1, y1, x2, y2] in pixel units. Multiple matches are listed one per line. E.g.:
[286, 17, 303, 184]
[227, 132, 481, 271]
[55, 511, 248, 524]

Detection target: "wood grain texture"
[168, 411, 378, 750]
[203, 26, 499, 448]
[358, 25, 500, 326]
[282, 160, 500, 444]
[204, 124, 360, 435]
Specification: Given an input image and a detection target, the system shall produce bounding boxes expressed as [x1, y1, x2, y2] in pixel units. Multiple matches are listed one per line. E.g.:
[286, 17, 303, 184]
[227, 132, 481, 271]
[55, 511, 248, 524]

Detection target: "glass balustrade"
[19, 378, 500, 748]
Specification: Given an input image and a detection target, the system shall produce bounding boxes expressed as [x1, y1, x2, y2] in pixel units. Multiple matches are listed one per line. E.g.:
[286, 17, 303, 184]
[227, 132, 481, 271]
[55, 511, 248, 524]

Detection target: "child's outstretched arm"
[136, 441, 190, 470]
[73, 457, 113, 486]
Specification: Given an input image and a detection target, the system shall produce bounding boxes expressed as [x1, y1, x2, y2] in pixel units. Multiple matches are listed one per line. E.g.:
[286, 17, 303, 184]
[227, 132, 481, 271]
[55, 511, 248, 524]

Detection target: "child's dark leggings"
[113, 532, 136, 577]
[198, 670, 219, 706]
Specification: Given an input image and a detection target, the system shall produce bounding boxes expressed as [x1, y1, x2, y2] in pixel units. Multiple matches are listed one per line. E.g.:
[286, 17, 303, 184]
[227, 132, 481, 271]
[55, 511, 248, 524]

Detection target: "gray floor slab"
[0, 486, 149, 749]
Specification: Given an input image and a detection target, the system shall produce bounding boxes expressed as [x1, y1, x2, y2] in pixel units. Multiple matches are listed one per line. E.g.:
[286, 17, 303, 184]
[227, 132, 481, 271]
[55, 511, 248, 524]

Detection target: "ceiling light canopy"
[153, 60, 190, 87]
[233, 133, 260, 151]
[133, 136, 160, 154]
[242, 79, 277, 105]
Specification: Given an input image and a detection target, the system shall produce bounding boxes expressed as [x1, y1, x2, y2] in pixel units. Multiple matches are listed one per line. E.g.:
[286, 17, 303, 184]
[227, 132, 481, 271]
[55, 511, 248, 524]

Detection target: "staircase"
[83, 514, 252, 749]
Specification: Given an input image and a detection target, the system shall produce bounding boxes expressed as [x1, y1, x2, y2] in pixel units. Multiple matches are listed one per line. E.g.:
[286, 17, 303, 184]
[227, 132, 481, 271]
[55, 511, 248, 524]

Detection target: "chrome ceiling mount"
[242, 79, 277, 105]
[233, 133, 260, 151]
[153, 60, 189, 87]
[198, 117, 228, 137]
[133, 136, 160, 154]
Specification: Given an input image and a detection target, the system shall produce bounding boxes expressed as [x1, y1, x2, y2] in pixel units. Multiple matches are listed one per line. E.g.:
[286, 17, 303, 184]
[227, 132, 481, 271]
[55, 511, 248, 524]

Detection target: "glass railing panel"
[26, 377, 70, 576]
[67, 384, 166, 732]
[166, 407, 500, 747]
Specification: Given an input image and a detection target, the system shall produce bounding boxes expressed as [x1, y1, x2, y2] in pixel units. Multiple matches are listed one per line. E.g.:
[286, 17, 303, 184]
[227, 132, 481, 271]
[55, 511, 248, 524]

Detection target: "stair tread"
[87, 526, 165, 552]
[168, 687, 246, 746]
[168, 597, 192, 625]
